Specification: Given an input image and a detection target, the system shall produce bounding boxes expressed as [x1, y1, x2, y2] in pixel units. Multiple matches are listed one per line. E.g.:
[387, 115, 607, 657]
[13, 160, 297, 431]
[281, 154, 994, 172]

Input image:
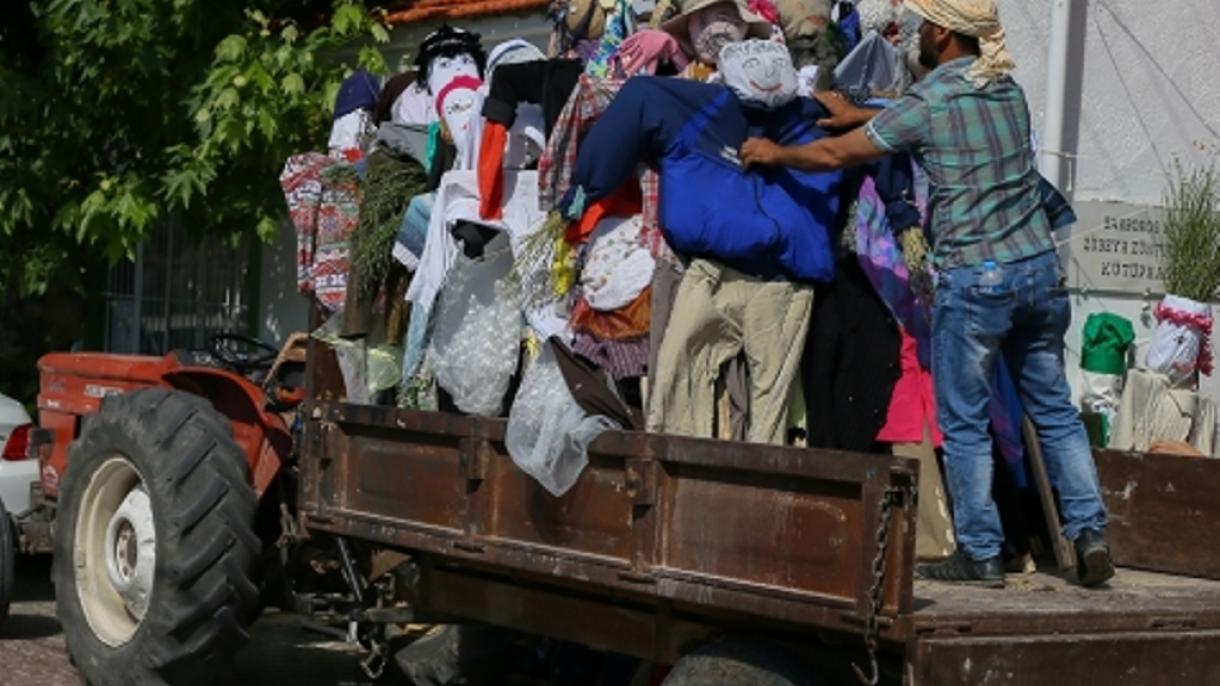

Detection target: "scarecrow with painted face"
[661, 0, 772, 79]
[412, 26, 488, 169]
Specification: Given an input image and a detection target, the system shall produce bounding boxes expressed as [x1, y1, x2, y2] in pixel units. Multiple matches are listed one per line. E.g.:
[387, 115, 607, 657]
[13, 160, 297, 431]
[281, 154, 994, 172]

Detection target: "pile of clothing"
[278, 0, 1040, 562]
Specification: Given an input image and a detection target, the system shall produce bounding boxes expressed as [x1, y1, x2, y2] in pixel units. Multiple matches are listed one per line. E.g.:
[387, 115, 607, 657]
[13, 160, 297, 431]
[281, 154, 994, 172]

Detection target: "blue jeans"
[932, 250, 1107, 560]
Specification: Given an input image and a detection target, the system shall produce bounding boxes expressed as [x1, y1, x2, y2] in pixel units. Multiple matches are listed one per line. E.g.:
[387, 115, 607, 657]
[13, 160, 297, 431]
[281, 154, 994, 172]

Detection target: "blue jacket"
[561, 77, 845, 283]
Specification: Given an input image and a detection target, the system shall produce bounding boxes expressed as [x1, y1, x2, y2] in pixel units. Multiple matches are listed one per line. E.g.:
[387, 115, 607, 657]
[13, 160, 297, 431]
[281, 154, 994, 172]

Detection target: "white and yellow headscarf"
[902, 0, 1015, 88]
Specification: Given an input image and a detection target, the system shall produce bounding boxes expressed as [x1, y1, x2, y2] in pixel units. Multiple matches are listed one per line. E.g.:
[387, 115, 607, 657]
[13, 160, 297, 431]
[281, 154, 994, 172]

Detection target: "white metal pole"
[1040, 0, 1074, 197]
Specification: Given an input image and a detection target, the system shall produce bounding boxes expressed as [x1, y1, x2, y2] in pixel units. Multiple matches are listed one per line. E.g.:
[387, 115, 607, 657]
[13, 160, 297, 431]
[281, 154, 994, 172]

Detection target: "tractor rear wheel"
[661, 640, 817, 686]
[54, 389, 261, 686]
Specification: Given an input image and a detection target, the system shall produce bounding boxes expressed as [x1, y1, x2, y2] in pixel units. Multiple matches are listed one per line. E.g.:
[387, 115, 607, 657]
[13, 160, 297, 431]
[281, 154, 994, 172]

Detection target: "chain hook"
[852, 653, 881, 686]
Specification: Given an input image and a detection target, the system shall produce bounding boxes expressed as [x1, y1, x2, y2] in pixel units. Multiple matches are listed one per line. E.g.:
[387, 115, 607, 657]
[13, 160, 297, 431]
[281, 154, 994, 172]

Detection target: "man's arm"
[813, 91, 879, 130]
[741, 127, 887, 172]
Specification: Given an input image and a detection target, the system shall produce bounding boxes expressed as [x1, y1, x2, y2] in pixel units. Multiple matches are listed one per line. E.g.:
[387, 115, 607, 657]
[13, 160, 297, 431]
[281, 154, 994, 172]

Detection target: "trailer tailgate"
[299, 401, 919, 636]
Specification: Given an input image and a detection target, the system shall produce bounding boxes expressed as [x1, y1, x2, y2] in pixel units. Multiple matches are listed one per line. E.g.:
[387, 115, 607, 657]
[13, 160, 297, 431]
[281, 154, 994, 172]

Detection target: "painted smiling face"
[426, 53, 480, 95]
[435, 80, 481, 162]
[720, 39, 797, 108]
[688, 2, 748, 65]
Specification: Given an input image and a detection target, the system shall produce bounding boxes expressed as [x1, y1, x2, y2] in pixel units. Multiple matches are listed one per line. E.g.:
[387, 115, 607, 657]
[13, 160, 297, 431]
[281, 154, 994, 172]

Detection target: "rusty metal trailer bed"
[298, 401, 1220, 685]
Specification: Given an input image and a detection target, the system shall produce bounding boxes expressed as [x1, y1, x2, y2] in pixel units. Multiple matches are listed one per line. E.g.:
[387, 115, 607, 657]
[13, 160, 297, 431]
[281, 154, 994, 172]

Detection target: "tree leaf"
[215, 34, 247, 61]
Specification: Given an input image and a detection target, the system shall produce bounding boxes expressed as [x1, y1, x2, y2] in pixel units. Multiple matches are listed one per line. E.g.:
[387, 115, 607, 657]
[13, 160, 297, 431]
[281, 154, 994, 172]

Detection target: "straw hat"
[563, 0, 610, 42]
[661, 0, 773, 54]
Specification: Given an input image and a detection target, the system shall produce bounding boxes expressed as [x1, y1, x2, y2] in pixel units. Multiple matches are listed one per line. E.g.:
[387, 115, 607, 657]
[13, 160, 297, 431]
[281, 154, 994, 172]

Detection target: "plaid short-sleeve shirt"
[864, 57, 1054, 268]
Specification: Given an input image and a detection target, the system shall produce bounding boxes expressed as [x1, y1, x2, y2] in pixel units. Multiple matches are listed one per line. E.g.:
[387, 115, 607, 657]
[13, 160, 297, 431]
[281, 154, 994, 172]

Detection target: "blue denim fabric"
[932, 250, 1107, 560]
[396, 193, 434, 263]
[401, 302, 430, 384]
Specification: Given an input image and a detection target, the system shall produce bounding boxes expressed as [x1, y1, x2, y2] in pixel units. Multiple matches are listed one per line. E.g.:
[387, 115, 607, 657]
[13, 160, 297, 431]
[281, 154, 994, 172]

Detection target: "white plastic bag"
[1080, 369, 1123, 430]
[426, 235, 524, 415]
[1145, 294, 1214, 387]
[505, 346, 618, 496]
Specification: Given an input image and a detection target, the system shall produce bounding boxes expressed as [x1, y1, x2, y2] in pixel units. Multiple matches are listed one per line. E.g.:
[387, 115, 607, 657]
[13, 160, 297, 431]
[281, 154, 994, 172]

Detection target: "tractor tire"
[0, 496, 13, 629]
[661, 640, 817, 686]
[54, 388, 261, 686]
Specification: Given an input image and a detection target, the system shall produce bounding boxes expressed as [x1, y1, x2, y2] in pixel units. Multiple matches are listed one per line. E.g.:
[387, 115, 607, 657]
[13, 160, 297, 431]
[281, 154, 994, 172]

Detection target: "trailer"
[26, 337, 1220, 685]
[298, 397, 1220, 686]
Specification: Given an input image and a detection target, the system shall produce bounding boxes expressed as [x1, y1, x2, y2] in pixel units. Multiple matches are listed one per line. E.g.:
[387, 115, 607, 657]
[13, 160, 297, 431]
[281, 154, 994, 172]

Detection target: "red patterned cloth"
[280, 152, 361, 312]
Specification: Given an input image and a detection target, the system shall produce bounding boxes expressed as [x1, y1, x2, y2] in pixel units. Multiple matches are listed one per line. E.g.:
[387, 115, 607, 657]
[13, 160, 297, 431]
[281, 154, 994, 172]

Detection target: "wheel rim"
[74, 455, 156, 647]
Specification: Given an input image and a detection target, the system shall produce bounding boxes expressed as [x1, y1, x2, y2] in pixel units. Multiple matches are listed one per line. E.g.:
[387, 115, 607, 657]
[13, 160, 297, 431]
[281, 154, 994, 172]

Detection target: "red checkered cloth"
[636, 165, 677, 265]
[538, 75, 678, 266]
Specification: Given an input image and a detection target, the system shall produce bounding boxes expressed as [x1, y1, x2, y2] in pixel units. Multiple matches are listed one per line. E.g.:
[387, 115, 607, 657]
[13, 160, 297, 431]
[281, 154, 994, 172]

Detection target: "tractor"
[29, 334, 332, 685]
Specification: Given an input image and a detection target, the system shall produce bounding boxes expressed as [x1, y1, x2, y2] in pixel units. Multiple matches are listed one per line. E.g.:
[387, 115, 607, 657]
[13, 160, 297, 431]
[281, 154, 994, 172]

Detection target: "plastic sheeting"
[833, 31, 902, 100]
[505, 345, 619, 496]
[312, 310, 402, 403]
[426, 235, 524, 416]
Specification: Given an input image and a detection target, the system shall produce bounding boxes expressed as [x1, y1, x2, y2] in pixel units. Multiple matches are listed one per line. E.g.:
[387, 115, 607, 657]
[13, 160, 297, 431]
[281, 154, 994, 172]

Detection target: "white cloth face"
[427, 53, 480, 94]
[439, 85, 483, 168]
[719, 39, 799, 108]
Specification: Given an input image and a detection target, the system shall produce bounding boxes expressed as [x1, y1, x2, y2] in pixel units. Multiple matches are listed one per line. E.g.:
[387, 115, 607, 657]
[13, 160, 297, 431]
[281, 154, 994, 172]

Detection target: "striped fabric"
[571, 332, 649, 380]
[864, 57, 1053, 268]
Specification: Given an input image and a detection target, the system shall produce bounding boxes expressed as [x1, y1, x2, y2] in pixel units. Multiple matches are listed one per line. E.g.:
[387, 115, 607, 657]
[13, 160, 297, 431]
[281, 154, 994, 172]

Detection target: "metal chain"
[359, 633, 388, 681]
[854, 484, 916, 686]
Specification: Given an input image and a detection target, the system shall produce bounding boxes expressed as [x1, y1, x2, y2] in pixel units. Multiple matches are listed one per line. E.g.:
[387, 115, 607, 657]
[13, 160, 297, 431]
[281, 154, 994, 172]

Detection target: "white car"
[0, 393, 36, 517]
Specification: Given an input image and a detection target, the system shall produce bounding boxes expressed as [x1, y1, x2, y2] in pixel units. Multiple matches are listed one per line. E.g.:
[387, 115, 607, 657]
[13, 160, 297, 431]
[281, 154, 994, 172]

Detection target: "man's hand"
[814, 91, 873, 130]
[741, 137, 782, 170]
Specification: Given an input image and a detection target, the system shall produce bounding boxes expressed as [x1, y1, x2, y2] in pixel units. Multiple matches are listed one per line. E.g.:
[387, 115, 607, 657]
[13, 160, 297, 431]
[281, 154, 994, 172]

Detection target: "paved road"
[0, 556, 383, 686]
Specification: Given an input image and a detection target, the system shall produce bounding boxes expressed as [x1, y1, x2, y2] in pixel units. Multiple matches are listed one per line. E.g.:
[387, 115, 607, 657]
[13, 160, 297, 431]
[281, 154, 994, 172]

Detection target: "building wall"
[386, 11, 551, 67]
[1004, 0, 1220, 205]
[999, 1, 1220, 413]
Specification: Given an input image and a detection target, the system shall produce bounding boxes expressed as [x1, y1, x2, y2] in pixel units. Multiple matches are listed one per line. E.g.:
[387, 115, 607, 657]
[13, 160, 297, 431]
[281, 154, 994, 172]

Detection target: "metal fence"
[103, 220, 252, 354]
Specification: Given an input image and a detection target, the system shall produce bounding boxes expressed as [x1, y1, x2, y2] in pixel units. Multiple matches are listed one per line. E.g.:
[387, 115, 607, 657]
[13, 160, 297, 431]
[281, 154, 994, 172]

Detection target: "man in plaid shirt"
[742, 0, 1112, 589]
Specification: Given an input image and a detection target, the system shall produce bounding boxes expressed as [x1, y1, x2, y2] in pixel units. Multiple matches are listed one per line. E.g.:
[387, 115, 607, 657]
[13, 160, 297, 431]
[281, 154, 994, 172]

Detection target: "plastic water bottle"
[979, 260, 1002, 294]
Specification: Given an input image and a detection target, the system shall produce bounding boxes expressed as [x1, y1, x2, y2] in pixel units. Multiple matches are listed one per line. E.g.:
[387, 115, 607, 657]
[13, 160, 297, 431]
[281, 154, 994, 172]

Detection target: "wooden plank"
[907, 568, 1220, 637]
[1022, 416, 1075, 570]
[912, 631, 1220, 686]
[1096, 449, 1220, 579]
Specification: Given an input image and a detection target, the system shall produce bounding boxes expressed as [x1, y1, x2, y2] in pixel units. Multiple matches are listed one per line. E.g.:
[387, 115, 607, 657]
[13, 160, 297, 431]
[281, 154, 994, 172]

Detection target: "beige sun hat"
[661, 0, 774, 54]
[564, 0, 610, 42]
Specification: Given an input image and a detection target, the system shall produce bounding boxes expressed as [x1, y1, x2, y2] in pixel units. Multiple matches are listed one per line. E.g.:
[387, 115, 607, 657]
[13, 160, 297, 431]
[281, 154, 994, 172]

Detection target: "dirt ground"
[0, 556, 383, 686]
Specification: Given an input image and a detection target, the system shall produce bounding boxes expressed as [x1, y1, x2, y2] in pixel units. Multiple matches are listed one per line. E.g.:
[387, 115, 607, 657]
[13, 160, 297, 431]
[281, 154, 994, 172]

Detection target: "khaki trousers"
[892, 430, 956, 561]
[647, 259, 813, 445]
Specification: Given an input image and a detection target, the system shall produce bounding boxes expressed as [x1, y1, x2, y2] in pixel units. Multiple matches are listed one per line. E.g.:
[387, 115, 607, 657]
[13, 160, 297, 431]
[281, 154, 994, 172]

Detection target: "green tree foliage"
[0, 0, 390, 295]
